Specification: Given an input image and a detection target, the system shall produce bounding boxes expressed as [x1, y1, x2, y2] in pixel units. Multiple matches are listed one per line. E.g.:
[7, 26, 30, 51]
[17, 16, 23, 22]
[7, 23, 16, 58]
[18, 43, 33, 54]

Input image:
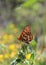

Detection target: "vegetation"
[0, 0, 46, 65]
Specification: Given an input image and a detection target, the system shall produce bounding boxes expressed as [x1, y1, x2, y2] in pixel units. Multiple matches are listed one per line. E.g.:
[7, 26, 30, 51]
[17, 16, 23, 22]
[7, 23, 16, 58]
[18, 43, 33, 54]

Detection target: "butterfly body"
[18, 25, 33, 44]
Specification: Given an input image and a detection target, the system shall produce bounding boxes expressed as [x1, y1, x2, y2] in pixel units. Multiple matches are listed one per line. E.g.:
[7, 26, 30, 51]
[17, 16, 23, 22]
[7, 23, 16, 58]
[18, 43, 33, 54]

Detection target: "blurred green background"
[0, 0, 46, 65]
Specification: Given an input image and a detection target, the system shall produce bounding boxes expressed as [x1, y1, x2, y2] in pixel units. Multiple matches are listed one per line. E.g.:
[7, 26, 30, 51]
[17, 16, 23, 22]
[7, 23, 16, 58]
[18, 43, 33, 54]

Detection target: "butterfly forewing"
[18, 25, 33, 44]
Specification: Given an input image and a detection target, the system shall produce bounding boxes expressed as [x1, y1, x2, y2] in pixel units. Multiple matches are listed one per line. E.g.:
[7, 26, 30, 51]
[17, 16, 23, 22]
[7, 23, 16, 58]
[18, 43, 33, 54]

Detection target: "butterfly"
[18, 25, 33, 44]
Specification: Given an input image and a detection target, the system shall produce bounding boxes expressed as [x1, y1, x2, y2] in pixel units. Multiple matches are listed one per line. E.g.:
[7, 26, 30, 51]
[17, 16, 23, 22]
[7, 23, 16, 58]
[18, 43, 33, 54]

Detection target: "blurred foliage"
[0, 23, 46, 65]
[13, 0, 46, 35]
[0, 0, 46, 65]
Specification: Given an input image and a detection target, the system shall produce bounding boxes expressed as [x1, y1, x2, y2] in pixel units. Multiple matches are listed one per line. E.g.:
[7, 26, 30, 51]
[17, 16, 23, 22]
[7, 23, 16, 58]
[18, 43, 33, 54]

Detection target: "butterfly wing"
[18, 25, 33, 44]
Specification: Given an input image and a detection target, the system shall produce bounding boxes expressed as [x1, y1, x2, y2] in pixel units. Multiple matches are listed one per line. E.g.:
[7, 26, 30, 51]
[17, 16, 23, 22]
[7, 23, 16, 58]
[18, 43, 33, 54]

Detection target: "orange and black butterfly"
[18, 25, 33, 44]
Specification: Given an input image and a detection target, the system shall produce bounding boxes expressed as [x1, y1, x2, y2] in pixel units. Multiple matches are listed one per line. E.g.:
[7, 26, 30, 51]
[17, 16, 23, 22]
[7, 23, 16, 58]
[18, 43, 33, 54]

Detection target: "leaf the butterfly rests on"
[18, 25, 33, 44]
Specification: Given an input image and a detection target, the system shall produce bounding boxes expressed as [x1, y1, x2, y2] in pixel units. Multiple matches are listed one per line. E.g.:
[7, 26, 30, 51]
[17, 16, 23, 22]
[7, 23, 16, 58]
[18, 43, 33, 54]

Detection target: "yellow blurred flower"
[3, 34, 8, 40]
[8, 44, 15, 51]
[2, 40, 8, 44]
[4, 53, 9, 59]
[3, 34, 8, 43]
[8, 34, 14, 42]
[10, 52, 15, 58]
[13, 28, 18, 33]
[26, 53, 31, 60]
[0, 54, 3, 61]
[0, 40, 5, 44]
[10, 24, 15, 29]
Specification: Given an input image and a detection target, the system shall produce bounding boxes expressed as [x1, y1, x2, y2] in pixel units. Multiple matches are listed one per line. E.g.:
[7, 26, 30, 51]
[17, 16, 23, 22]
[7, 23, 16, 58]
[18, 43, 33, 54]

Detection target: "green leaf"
[31, 40, 36, 46]
[31, 53, 34, 59]
[31, 40, 36, 49]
